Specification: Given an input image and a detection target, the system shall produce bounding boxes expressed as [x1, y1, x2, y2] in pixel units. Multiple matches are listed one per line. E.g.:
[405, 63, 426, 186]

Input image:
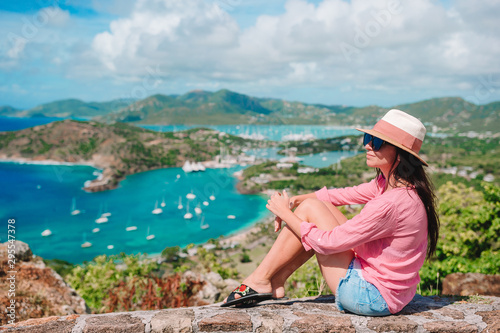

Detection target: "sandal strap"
[227, 284, 254, 303]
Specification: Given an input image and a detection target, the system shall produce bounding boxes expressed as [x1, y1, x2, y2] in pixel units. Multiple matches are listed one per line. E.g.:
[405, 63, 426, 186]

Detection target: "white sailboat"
[152, 200, 163, 215]
[101, 203, 111, 217]
[125, 217, 137, 231]
[160, 196, 166, 207]
[194, 203, 202, 215]
[81, 233, 92, 248]
[70, 197, 81, 216]
[92, 227, 100, 233]
[186, 191, 196, 200]
[95, 204, 109, 223]
[146, 226, 155, 240]
[41, 229, 52, 237]
[182, 161, 193, 173]
[107, 245, 114, 249]
[202, 201, 209, 206]
[209, 193, 216, 201]
[177, 196, 184, 210]
[95, 215, 108, 224]
[200, 216, 209, 230]
[184, 201, 193, 220]
[227, 215, 236, 220]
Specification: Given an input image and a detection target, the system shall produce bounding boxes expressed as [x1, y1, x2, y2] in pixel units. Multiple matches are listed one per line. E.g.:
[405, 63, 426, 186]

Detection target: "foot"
[222, 276, 272, 304]
[271, 283, 286, 300]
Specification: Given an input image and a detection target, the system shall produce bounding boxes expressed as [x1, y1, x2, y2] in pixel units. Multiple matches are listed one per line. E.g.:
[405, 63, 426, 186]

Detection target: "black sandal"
[220, 283, 273, 307]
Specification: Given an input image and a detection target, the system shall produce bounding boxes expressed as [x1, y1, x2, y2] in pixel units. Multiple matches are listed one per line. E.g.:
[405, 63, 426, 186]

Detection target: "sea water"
[141, 124, 359, 141]
[0, 117, 362, 263]
[0, 163, 269, 263]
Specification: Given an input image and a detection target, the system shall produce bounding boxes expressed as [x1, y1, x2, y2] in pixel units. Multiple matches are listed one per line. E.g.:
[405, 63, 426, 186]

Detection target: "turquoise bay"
[0, 163, 269, 264]
[0, 117, 362, 264]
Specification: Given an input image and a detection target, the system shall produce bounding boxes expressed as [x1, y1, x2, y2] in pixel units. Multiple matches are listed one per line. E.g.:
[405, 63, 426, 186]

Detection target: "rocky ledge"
[2, 294, 499, 332]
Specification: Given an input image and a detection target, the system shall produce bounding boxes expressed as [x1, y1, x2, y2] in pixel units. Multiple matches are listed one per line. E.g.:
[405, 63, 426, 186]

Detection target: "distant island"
[1, 89, 499, 133]
[0, 119, 267, 192]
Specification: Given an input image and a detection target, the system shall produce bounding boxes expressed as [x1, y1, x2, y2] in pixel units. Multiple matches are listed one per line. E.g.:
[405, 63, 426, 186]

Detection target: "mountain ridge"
[2, 90, 499, 132]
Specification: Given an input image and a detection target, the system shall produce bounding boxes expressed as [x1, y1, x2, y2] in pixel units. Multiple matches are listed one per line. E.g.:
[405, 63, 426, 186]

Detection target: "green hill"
[17, 98, 132, 118]
[103, 89, 274, 125]
[6, 90, 500, 132]
[0, 105, 20, 117]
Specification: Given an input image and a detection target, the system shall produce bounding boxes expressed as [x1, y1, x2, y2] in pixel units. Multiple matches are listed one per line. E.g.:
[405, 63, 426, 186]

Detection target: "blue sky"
[1, 0, 499, 110]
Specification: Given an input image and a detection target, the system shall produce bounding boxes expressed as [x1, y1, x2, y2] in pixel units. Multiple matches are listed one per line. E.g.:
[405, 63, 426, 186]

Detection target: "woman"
[221, 109, 439, 316]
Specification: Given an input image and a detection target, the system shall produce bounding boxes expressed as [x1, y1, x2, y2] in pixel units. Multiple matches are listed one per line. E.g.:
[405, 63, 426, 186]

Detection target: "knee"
[296, 197, 321, 213]
[295, 197, 322, 220]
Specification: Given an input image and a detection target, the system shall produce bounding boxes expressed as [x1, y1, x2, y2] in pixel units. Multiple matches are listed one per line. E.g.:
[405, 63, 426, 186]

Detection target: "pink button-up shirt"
[300, 176, 428, 313]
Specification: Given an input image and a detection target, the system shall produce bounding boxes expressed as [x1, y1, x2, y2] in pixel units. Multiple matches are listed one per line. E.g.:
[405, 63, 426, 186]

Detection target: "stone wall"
[2, 294, 499, 332]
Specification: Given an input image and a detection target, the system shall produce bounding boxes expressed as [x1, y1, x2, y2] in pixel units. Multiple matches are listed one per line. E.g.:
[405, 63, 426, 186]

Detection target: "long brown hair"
[377, 147, 440, 259]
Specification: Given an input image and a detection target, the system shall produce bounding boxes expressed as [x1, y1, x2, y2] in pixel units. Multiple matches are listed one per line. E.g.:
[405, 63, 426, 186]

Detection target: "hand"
[266, 190, 292, 227]
[274, 216, 282, 232]
[289, 195, 301, 210]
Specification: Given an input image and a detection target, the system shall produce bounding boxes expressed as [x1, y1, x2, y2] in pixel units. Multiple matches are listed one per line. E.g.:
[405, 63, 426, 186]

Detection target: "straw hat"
[356, 109, 428, 166]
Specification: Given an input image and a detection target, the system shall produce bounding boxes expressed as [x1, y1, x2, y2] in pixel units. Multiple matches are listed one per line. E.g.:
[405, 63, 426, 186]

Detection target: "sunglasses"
[363, 133, 385, 151]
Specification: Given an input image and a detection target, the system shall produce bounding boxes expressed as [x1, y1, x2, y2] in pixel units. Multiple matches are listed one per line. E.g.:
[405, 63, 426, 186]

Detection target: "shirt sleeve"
[315, 177, 383, 206]
[300, 198, 398, 254]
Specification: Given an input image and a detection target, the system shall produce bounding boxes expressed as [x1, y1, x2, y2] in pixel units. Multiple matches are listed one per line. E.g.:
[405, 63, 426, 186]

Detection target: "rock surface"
[0, 241, 89, 326]
[2, 294, 499, 332]
[443, 273, 500, 297]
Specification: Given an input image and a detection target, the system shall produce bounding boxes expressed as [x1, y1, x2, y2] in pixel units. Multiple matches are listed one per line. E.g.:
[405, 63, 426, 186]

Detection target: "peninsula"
[0, 120, 263, 192]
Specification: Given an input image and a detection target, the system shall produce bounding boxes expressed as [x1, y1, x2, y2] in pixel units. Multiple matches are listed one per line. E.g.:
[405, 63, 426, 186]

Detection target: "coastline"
[0, 156, 97, 168]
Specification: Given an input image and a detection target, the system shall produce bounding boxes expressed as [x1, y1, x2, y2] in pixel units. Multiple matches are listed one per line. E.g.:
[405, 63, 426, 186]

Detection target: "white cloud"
[3, 0, 500, 107]
[88, 0, 500, 93]
[90, 0, 240, 75]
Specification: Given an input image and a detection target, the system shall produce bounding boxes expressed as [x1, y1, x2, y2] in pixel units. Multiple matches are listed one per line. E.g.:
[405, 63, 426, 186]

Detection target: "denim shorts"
[335, 258, 392, 316]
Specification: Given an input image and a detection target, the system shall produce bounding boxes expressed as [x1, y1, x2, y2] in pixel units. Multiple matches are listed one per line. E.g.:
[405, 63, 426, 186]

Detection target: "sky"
[0, 0, 499, 110]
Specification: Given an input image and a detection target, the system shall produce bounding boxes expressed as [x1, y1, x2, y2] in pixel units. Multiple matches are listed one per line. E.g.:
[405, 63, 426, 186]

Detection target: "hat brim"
[356, 128, 428, 167]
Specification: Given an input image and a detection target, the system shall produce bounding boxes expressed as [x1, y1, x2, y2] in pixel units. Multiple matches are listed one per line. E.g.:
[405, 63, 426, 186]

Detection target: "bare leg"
[224, 198, 352, 302]
[269, 199, 351, 297]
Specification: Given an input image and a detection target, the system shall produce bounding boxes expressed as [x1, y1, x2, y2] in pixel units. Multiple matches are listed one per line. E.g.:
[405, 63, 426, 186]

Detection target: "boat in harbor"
[81, 233, 92, 248]
[95, 215, 109, 224]
[152, 200, 163, 215]
[146, 226, 155, 240]
[182, 161, 193, 173]
[177, 196, 183, 210]
[200, 216, 209, 230]
[95, 204, 109, 223]
[125, 216, 137, 231]
[41, 229, 52, 237]
[194, 203, 202, 215]
[184, 202, 193, 220]
[70, 197, 81, 216]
